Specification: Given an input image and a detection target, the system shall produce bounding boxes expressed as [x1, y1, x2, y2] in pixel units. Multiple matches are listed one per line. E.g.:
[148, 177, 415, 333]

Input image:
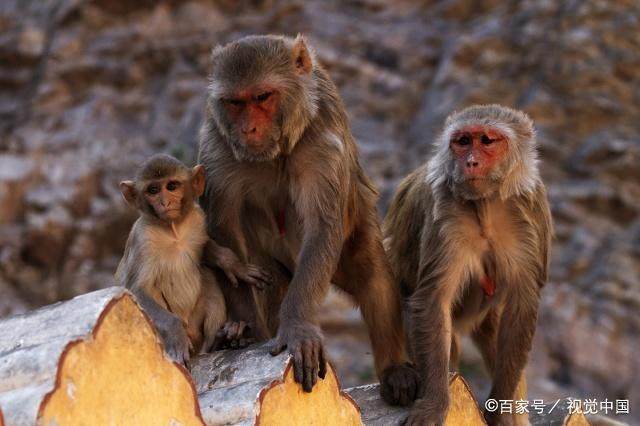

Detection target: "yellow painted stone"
[258, 363, 362, 426]
[566, 412, 590, 426]
[446, 375, 487, 425]
[38, 295, 204, 426]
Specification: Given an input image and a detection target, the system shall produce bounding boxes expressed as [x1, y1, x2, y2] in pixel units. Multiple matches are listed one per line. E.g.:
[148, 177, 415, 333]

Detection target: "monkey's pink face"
[450, 125, 508, 184]
[144, 179, 186, 223]
[222, 86, 282, 158]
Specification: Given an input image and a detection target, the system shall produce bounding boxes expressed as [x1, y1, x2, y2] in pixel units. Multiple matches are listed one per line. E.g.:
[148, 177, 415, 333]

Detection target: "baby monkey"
[116, 154, 270, 363]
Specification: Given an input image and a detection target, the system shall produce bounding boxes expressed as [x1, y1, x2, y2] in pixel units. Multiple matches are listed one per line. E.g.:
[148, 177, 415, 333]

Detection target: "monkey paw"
[269, 321, 327, 393]
[213, 245, 272, 290]
[402, 397, 448, 426]
[210, 320, 255, 351]
[158, 315, 191, 366]
[232, 263, 272, 290]
[380, 362, 420, 406]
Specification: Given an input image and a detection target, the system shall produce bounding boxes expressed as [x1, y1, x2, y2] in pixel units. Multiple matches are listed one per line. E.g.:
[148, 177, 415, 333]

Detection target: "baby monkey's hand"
[204, 239, 272, 290]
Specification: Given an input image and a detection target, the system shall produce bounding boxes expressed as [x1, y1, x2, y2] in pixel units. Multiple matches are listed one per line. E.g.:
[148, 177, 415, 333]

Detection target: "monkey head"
[120, 154, 205, 225]
[428, 104, 540, 201]
[207, 34, 319, 162]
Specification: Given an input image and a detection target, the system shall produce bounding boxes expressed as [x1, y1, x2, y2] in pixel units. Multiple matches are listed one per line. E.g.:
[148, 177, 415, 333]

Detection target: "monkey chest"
[243, 193, 302, 263]
[454, 203, 526, 294]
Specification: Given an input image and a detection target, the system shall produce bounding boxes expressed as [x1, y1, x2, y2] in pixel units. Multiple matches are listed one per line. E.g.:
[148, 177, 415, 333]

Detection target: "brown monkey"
[384, 105, 553, 425]
[116, 154, 270, 363]
[198, 34, 419, 404]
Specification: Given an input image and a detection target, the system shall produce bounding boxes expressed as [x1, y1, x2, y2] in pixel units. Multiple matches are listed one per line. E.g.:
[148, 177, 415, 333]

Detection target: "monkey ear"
[119, 181, 137, 205]
[191, 165, 206, 197]
[291, 34, 313, 76]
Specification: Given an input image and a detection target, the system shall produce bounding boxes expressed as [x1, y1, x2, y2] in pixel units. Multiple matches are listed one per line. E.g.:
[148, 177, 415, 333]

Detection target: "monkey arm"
[280, 146, 348, 324]
[281, 218, 343, 322]
[405, 226, 464, 424]
[269, 219, 341, 392]
[129, 286, 192, 365]
[270, 144, 348, 392]
[531, 185, 553, 286]
[406, 278, 454, 424]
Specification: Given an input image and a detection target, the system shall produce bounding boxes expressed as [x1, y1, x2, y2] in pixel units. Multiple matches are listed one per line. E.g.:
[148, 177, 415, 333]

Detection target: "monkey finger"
[301, 343, 317, 392]
[241, 274, 265, 290]
[223, 270, 239, 288]
[318, 345, 327, 379]
[269, 339, 287, 356]
[246, 266, 273, 285]
[293, 345, 305, 386]
[310, 343, 319, 388]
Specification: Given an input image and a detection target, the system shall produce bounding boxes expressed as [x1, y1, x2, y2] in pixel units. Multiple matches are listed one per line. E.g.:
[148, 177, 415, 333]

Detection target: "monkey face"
[121, 156, 205, 226]
[449, 125, 509, 199]
[207, 35, 319, 162]
[143, 178, 187, 223]
[219, 86, 283, 161]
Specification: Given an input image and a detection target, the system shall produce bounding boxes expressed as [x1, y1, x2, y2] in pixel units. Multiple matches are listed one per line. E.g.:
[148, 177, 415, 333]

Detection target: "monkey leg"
[483, 289, 538, 426]
[471, 308, 499, 377]
[334, 225, 419, 406]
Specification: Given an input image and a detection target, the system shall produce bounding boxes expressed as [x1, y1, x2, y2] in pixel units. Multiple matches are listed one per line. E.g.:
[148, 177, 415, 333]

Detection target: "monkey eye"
[254, 91, 272, 102]
[166, 181, 181, 191]
[481, 135, 494, 145]
[146, 184, 160, 195]
[457, 135, 471, 146]
[224, 98, 245, 107]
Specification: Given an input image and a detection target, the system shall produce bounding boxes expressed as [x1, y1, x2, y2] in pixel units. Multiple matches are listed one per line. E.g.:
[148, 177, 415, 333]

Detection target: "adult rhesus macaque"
[116, 154, 270, 363]
[384, 105, 552, 425]
[198, 34, 419, 404]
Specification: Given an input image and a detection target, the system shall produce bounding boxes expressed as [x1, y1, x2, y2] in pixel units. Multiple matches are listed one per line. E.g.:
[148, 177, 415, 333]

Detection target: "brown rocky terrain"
[1, 0, 638, 422]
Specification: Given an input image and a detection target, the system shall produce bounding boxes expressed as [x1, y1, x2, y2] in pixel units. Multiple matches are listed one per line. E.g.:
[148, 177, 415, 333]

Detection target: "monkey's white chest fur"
[139, 207, 208, 323]
[452, 200, 523, 289]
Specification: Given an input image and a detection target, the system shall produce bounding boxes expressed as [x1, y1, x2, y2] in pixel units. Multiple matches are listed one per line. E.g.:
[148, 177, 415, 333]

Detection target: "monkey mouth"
[232, 138, 281, 162]
[158, 208, 181, 220]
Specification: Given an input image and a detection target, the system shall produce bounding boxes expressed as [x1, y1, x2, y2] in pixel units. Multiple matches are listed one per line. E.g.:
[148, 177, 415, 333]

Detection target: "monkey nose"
[241, 126, 257, 135]
[466, 161, 479, 168]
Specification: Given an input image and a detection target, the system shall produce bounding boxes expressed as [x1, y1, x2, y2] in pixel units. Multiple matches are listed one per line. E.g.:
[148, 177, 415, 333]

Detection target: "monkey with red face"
[198, 35, 419, 404]
[116, 154, 270, 363]
[385, 105, 552, 425]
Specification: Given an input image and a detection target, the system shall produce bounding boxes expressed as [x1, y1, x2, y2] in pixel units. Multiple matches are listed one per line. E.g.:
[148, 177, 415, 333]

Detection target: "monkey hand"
[210, 320, 256, 351]
[402, 396, 449, 426]
[156, 314, 192, 366]
[380, 362, 420, 406]
[211, 245, 272, 290]
[269, 321, 327, 393]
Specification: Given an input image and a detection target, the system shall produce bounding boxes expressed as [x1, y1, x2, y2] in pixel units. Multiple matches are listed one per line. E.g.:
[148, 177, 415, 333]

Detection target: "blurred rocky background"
[0, 0, 638, 422]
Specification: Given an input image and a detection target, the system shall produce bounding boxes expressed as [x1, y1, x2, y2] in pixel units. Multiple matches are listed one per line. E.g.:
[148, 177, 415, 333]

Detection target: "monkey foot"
[380, 362, 420, 406]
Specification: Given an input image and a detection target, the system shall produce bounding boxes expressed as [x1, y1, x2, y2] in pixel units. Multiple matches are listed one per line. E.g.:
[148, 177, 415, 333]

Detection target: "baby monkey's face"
[143, 177, 186, 223]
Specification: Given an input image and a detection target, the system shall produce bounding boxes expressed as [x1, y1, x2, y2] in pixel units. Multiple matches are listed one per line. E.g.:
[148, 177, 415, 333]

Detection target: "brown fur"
[198, 34, 419, 403]
[384, 105, 552, 425]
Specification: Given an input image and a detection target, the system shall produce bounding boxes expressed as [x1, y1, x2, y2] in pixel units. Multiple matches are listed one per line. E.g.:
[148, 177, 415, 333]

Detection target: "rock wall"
[0, 0, 638, 422]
